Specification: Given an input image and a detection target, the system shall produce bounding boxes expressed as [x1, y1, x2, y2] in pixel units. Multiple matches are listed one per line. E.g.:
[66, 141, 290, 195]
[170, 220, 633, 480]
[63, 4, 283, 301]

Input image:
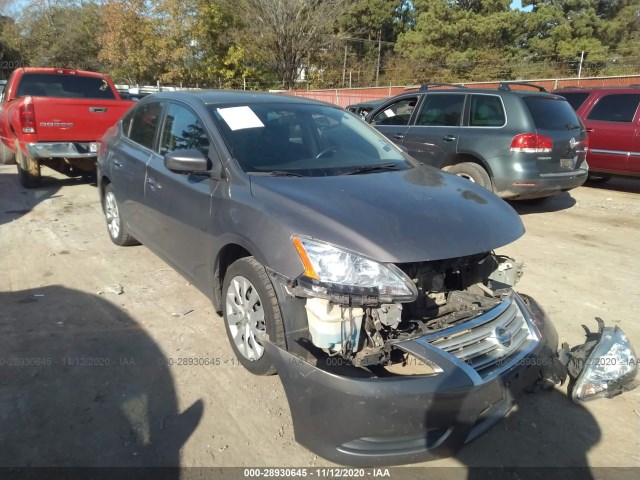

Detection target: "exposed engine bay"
[296, 251, 524, 369]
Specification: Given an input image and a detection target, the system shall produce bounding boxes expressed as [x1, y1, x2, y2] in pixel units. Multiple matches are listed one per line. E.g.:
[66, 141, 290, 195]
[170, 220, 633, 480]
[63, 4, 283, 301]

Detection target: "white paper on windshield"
[217, 106, 265, 130]
[383, 108, 396, 118]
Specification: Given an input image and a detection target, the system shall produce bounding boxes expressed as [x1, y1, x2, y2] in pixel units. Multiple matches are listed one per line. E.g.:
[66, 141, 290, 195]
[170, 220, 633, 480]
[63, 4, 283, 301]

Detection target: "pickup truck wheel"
[15, 142, 41, 188]
[222, 257, 285, 376]
[0, 142, 15, 165]
[103, 184, 139, 246]
[445, 162, 492, 190]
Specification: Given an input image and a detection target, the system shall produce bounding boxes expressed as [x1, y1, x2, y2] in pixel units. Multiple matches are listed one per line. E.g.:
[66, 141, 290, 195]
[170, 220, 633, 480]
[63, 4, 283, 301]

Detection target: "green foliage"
[0, 0, 637, 86]
[1, 1, 105, 72]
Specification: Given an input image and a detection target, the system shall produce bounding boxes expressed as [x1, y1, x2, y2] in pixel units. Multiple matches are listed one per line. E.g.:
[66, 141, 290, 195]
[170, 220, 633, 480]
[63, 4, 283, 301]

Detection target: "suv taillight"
[20, 103, 36, 134]
[510, 134, 552, 153]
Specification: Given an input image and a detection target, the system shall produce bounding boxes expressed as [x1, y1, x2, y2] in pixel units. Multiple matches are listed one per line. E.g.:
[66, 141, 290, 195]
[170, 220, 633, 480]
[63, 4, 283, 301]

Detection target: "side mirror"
[164, 149, 209, 174]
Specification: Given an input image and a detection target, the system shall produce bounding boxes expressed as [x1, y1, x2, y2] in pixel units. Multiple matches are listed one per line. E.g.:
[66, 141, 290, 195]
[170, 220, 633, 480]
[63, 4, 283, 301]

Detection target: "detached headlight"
[567, 318, 638, 403]
[292, 236, 417, 303]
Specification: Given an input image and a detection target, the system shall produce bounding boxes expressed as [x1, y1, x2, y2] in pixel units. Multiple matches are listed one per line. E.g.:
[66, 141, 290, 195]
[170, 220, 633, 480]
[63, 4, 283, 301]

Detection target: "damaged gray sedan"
[97, 91, 637, 466]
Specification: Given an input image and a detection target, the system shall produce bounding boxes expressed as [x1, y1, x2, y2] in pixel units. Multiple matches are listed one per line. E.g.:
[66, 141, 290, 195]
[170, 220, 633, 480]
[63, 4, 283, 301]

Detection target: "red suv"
[554, 86, 640, 181]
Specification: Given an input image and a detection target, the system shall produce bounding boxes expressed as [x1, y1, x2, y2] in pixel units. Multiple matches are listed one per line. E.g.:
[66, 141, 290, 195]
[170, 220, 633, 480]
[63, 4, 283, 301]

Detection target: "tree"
[99, 0, 169, 84]
[395, 0, 525, 82]
[2, 1, 105, 72]
[241, 0, 348, 89]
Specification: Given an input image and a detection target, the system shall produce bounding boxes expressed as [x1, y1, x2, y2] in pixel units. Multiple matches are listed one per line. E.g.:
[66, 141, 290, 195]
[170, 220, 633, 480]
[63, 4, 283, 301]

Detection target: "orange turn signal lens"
[292, 236, 319, 280]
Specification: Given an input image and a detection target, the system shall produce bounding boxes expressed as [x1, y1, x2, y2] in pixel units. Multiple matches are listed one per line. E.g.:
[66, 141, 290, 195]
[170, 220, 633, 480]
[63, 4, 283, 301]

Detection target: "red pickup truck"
[0, 68, 134, 187]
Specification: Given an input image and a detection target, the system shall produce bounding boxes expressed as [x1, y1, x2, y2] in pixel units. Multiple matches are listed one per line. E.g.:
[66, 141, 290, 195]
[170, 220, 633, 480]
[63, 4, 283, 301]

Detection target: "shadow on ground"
[0, 169, 96, 226]
[458, 388, 601, 480]
[508, 192, 577, 216]
[583, 177, 640, 195]
[0, 286, 203, 475]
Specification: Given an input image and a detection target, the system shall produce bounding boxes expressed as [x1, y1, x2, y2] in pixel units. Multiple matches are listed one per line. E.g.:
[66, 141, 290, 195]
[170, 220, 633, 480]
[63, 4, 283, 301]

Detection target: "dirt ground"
[0, 164, 639, 476]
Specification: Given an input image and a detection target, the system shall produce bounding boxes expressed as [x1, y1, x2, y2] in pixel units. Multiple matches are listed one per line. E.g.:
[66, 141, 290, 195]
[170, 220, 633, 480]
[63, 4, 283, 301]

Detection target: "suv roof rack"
[419, 83, 466, 90]
[498, 82, 547, 92]
[558, 85, 586, 90]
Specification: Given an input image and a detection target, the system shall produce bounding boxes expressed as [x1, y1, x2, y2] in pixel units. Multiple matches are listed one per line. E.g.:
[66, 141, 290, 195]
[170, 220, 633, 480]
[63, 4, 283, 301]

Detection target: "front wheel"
[222, 257, 285, 376]
[103, 184, 139, 246]
[444, 162, 492, 190]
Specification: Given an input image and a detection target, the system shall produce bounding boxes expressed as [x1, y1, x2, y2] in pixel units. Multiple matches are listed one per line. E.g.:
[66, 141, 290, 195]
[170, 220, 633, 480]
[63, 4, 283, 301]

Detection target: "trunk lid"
[31, 97, 134, 142]
[522, 95, 588, 174]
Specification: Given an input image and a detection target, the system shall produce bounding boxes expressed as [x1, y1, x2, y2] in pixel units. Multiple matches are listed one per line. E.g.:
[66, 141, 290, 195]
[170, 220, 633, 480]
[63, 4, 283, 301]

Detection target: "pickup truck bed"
[0, 68, 134, 187]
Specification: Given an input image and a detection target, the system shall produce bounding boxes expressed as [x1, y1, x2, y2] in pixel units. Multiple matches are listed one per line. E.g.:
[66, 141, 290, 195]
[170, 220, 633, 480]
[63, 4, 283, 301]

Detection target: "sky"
[511, 0, 534, 11]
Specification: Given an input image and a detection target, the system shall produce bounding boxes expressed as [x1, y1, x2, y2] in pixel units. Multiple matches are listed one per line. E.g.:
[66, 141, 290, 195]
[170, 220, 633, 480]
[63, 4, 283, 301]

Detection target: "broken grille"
[427, 295, 539, 380]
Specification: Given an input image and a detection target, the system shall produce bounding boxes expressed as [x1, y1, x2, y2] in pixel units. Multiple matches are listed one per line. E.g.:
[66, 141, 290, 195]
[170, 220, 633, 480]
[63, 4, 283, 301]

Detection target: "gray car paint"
[99, 91, 525, 307]
[367, 89, 588, 199]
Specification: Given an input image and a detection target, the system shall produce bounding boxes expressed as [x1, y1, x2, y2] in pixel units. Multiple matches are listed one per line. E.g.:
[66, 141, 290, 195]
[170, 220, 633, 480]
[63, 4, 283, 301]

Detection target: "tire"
[103, 184, 139, 246]
[15, 141, 41, 188]
[445, 162, 492, 190]
[222, 257, 286, 376]
[586, 174, 611, 184]
[0, 141, 15, 165]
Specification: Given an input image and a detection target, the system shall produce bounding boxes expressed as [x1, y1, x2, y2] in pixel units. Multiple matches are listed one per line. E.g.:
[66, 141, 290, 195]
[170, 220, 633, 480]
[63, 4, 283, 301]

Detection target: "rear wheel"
[222, 257, 285, 376]
[103, 184, 139, 246]
[445, 162, 492, 190]
[15, 141, 41, 188]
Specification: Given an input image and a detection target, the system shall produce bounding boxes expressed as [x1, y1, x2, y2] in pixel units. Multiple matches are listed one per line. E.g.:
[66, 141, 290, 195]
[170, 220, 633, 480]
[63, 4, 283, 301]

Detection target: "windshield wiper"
[250, 171, 304, 177]
[342, 163, 403, 175]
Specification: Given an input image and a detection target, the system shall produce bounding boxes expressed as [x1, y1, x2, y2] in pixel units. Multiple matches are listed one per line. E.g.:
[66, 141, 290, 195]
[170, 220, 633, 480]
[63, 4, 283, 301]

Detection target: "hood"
[249, 166, 524, 264]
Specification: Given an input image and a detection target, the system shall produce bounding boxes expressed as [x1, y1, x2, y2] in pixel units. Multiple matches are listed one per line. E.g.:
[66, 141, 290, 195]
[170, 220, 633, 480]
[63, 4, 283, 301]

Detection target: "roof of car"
[18, 67, 107, 79]
[148, 90, 336, 107]
[397, 87, 561, 98]
[346, 99, 387, 109]
[553, 85, 640, 93]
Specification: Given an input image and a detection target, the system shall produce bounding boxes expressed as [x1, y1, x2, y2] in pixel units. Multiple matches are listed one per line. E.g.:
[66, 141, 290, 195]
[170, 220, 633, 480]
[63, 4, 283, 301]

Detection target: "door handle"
[392, 134, 405, 140]
[113, 160, 123, 168]
[146, 178, 162, 190]
[586, 128, 595, 133]
[90, 107, 107, 113]
[443, 135, 457, 142]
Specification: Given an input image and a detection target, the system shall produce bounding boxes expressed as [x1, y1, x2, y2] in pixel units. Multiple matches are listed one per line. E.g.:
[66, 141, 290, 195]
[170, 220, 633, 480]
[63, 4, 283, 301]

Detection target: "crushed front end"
[264, 244, 568, 466]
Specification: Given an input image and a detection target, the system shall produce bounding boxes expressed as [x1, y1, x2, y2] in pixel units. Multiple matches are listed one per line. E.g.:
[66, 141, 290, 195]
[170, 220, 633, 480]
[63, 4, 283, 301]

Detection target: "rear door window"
[128, 102, 164, 150]
[415, 94, 465, 126]
[523, 96, 581, 130]
[371, 97, 417, 126]
[586, 94, 640, 123]
[15, 73, 116, 99]
[469, 95, 505, 127]
[555, 92, 590, 111]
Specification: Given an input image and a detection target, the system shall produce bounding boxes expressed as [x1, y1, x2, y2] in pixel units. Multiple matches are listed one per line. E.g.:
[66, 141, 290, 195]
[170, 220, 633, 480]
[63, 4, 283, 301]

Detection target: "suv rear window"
[555, 92, 589, 111]
[523, 96, 581, 130]
[15, 73, 116, 100]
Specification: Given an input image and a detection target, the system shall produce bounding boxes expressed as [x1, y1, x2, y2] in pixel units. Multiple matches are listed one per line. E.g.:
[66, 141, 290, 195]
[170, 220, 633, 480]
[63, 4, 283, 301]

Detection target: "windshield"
[209, 102, 412, 176]
[554, 92, 589, 112]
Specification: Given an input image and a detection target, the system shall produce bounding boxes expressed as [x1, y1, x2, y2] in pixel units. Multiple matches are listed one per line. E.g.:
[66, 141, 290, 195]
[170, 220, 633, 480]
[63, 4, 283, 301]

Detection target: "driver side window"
[159, 104, 210, 157]
[371, 97, 417, 126]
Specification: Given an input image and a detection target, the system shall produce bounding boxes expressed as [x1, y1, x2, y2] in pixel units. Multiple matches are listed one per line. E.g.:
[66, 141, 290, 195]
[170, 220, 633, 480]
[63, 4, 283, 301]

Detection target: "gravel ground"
[0, 165, 638, 477]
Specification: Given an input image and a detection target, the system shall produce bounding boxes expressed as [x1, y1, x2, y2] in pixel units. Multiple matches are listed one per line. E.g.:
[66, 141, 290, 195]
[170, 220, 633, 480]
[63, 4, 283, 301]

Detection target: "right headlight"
[568, 322, 638, 403]
[292, 236, 417, 303]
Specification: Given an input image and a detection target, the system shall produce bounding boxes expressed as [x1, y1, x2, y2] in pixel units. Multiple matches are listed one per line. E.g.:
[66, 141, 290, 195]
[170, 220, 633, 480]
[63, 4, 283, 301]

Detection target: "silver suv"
[367, 82, 589, 200]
